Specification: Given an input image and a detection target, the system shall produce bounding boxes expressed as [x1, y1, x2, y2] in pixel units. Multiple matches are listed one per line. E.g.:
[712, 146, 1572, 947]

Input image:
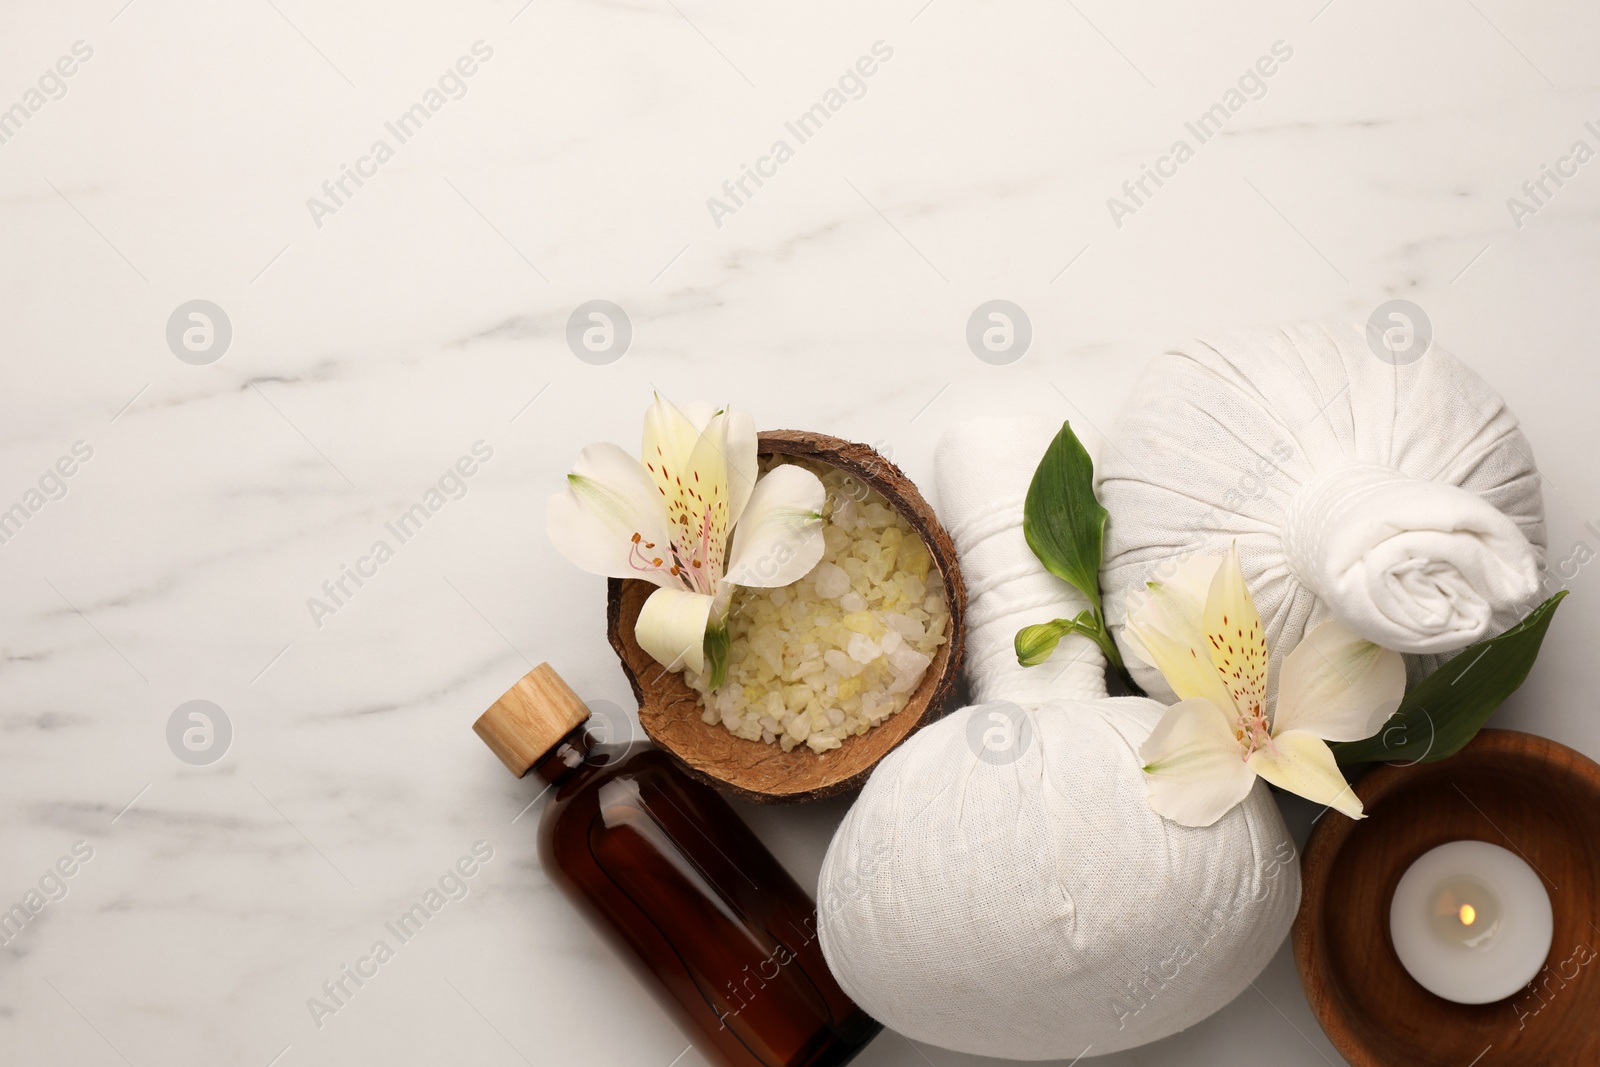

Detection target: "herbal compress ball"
[1096, 321, 1545, 699]
[817, 417, 1300, 1060]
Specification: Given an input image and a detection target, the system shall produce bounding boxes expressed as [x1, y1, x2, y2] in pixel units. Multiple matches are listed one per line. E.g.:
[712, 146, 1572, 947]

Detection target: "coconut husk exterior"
[606, 430, 966, 803]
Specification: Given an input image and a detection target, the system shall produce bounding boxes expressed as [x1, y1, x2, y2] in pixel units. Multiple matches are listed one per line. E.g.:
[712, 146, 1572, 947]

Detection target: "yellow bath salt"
[685, 458, 950, 754]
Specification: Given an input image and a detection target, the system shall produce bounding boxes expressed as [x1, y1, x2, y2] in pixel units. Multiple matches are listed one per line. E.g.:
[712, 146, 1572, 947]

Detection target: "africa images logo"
[306, 42, 494, 229]
[705, 42, 894, 229]
[1105, 40, 1294, 228]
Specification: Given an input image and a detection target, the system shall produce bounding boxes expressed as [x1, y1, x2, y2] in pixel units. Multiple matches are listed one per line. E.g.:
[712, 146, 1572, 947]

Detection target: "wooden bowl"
[1294, 729, 1600, 1066]
[606, 430, 966, 803]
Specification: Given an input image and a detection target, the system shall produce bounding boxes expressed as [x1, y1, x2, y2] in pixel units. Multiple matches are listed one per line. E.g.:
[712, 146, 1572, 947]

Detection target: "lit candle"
[1389, 840, 1554, 1004]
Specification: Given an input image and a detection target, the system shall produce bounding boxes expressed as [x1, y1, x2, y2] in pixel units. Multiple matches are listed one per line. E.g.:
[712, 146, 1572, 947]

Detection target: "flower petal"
[642, 396, 737, 586]
[679, 400, 719, 433]
[1139, 698, 1258, 827]
[1125, 555, 1239, 714]
[723, 465, 826, 587]
[1203, 543, 1268, 725]
[546, 443, 675, 586]
[723, 409, 759, 528]
[1126, 617, 1239, 717]
[1248, 729, 1364, 818]
[1273, 619, 1406, 741]
[635, 587, 714, 674]
[1124, 552, 1224, 667]
[644, 394, 703, 456]
[1119, 622, 1155, 671]
[641, 394, 707, 509]
[679, 413, 736, 579]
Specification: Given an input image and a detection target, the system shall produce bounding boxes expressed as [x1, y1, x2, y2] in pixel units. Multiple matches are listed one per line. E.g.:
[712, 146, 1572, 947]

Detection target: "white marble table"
[3, 1, 1596, 1064]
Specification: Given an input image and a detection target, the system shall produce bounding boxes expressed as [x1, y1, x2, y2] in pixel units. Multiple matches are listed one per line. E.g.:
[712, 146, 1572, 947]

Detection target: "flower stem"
[1084, 611, 1139, 693]
[1015, 608, 1139, 693]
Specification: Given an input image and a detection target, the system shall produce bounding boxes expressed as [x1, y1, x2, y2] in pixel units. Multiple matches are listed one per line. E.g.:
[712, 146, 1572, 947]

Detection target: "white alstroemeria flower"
[1124, 545, 1406, 827]
[546, 396, 826, 688]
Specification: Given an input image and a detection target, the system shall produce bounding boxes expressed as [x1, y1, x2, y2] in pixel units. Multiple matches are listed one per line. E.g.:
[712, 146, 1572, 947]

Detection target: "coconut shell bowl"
[1294, 729, 1600, 1066]
[606, 430, 966, 803]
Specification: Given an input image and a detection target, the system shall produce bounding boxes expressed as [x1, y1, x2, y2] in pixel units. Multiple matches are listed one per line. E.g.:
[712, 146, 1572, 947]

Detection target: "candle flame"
[1459, 903, 1476, 926]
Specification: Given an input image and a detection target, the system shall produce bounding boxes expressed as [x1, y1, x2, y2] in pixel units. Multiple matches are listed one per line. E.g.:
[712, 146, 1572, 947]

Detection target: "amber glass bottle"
[474, 664, 881, 1067]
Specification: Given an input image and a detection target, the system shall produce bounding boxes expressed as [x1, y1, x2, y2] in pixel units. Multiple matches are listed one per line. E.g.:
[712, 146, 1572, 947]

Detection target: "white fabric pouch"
[1097, 321, 1546, 699]
[817, 415, 1300, 1060]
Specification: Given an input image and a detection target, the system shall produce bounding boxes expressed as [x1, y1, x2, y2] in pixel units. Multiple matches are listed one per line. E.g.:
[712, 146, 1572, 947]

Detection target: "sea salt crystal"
[889, 645, 932, 679]
[824, 649, 862, 677]
[813, 562, 851, 599]
[791, 658, 824, 680]
[888, 672, 920, 695]
[839, 590, 867, 612]
[847, 632, 880, 663]
[883, 613, 916, 638]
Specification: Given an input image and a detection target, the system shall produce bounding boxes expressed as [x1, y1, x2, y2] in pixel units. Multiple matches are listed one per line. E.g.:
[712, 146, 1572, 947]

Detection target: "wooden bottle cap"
[473, 663, 591, 778]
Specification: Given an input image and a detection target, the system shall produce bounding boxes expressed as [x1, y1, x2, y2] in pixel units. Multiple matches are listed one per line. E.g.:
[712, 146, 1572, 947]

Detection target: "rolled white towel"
[1280, 463, 1540, 653]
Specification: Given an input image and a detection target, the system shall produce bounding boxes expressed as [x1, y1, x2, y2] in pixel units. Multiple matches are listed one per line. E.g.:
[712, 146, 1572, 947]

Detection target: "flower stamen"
[629, 530, 697, 590]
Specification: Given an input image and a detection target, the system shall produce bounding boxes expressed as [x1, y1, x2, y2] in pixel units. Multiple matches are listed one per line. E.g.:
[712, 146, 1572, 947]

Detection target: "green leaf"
[1023, 421, 1107, 614]
[1016, 611, 1096, 666]
[703, 625, 732, 691]
[1331, 592, 1568, 766]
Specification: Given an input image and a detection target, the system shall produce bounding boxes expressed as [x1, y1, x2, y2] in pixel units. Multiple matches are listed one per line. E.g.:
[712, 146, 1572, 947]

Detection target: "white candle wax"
[1389, 840, 1554, 1004]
